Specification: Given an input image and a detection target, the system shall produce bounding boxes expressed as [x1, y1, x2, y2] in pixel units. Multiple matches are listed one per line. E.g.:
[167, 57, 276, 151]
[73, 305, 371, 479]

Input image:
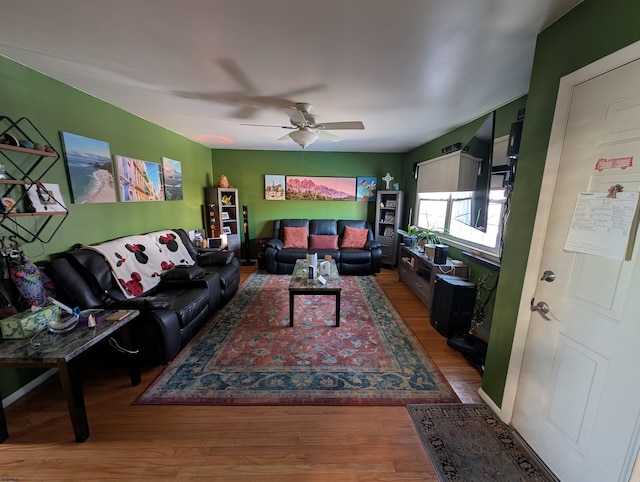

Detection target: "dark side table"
[0, 309, 140, 443]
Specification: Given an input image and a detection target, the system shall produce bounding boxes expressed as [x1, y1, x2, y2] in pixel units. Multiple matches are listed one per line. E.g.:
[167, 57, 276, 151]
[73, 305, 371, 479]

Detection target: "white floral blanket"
[87, 230, 194, 298]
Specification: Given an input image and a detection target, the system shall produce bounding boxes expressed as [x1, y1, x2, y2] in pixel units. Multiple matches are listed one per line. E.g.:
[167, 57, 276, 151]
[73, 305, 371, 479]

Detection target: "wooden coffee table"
[289, 259, 341, 327]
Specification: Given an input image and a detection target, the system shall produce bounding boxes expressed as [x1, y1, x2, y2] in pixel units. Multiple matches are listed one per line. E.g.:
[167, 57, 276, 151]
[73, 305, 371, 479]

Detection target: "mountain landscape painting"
[286, 176, 356, 201]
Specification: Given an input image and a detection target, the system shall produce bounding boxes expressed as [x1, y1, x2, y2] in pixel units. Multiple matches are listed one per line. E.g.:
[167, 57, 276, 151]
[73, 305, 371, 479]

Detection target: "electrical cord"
[108, 337, 139, 355]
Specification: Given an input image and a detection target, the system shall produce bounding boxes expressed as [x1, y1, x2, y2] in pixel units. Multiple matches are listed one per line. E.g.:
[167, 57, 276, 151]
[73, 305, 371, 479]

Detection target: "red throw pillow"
[283, 226, 308, 248]
[309, 234, 339, 250]
[340, 226, 369, 249]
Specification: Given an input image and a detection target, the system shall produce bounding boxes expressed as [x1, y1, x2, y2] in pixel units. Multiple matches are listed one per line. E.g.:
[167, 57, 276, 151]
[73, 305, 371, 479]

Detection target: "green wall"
[0, 56, 213, 260]
[0, 56, 213, 398]
[481, 0, 640, 406]
[210, 150, 405, 252]
[402, 97, 528, 331]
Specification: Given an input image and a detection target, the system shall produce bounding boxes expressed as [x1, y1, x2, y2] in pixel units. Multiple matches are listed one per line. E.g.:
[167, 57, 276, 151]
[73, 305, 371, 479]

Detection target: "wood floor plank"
[0, 265, 483, 480]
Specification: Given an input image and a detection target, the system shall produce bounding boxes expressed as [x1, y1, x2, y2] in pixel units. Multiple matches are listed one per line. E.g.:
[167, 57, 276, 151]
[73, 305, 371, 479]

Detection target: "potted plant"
[397, 224, 441, 249]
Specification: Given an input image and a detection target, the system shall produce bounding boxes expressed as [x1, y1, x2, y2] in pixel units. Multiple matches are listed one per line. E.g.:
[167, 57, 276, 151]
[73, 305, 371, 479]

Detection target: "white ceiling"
[0, 0, 582, 153]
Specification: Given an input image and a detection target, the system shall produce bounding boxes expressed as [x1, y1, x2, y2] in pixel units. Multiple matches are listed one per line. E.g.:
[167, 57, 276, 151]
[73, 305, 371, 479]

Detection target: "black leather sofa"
[265, 219, 382, 275]
[45, 228, 240, 365]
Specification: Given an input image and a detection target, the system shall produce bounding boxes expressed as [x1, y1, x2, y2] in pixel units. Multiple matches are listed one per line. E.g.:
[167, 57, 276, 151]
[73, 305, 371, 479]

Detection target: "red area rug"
[137, 273, 459, 405]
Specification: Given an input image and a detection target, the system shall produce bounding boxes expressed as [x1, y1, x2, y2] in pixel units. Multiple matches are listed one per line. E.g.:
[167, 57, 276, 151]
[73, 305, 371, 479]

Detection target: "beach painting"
[60, 132, 116, 203]
[114, 155, 164, 202]
[162, 157, 183, 201]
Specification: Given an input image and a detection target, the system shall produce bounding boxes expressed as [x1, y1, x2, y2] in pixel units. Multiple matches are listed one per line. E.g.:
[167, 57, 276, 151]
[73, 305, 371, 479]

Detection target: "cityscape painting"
[114, 155, 164, 202]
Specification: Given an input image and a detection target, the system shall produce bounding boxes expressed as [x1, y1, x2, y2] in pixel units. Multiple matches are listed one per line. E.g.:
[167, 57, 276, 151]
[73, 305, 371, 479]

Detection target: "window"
[416, 188, 507, 258]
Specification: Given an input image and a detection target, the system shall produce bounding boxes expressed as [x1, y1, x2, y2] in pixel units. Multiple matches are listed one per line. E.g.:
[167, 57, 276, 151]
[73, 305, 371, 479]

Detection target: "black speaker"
[431, 274, 476, 338]
[242, 204, 255, 266]
[433, 245, 449, 264]
[507, 120, 524, 158]
[204, 203, 217, 238]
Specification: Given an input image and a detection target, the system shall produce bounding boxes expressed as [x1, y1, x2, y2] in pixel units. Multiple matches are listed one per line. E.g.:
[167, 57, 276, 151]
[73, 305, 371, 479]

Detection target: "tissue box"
[0, 305, 61, 339]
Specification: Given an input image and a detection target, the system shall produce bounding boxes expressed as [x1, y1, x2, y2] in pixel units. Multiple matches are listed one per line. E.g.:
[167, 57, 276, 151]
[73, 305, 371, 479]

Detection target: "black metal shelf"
[0, 116, 68, 243]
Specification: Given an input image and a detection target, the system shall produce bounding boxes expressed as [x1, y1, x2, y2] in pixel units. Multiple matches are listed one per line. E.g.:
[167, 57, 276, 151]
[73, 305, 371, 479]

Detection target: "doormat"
[407, 404, 557, 481]
[137, 273, 459, 405]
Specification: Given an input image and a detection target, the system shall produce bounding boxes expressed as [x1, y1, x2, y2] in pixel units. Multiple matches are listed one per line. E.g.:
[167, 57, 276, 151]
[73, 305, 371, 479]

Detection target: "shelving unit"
[205, 187, 241, 257]
[398, 245, 469, 313]
[374, 190, 403, 267]
[0, 116, 68, 244]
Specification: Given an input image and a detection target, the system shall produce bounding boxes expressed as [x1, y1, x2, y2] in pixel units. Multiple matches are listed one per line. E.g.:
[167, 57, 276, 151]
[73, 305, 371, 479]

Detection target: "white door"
[511, 57, 640, 481]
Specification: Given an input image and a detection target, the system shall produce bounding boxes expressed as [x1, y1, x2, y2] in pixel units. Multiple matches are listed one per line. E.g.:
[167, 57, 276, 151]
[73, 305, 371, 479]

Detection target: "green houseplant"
[397, 224, 441, 248]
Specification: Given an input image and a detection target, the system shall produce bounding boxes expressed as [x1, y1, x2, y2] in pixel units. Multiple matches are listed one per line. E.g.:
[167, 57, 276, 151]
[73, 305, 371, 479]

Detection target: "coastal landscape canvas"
[114, 155, 164, 202]
[285, 176, 356, 201]
[60, 132, 116, 203]
[162, 157, 183, 201]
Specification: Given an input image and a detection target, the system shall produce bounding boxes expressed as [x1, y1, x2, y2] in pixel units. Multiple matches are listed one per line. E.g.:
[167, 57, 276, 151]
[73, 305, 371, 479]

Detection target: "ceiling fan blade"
[274, 83, 327, 99]
[277, 132, 293, 141]
[230, 106, 259, 119]
[284, 107, 308, 126]
[317, 121, 365, 130]
[217, 57, 259, 94]
[241, 123, 295, 129]
[318, 131, 342, 142]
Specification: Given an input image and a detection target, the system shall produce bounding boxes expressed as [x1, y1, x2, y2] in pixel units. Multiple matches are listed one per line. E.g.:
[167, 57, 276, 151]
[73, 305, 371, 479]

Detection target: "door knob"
[540, 270, 556, 282]
[530, 299, 551, 320]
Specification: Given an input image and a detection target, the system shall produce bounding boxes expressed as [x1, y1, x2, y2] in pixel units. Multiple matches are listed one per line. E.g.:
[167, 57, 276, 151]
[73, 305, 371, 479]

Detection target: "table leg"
[57, 360, 89, 443]
[0, 392, 8, 442]
[289, 291, 295, 327]
[119, 325, 141, 386]
[336, 291, 341, 327]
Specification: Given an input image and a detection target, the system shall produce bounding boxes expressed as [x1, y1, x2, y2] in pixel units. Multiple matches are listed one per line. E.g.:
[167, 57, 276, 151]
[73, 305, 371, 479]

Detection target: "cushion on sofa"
[284, 226, 308, 248]
[309, 234, 339, 250]
[161, 265, 204, 281]
[340, 226, 369, 249]
[197, 250, 235, 266]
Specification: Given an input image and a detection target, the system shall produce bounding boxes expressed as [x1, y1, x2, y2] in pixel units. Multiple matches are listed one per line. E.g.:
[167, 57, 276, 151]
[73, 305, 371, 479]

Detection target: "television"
[457, 111, 495, 232]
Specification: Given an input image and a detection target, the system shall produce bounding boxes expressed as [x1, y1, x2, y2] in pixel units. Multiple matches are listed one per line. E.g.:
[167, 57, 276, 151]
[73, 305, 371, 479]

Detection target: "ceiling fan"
[173, 58, 326, 120]
[243, 103, 365, 148]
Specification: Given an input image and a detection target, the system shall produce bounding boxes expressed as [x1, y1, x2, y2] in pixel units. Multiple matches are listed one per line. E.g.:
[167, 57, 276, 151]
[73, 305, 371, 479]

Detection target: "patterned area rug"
[408, 404, 558, 481]
[137, 273, 459, 405]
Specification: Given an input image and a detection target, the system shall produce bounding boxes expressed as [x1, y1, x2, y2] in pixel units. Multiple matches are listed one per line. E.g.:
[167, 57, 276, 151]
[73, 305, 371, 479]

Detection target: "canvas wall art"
[285, 176, 356, 201]
[356, 176, 377, 202]
[114, 155, 164, 202]
[265, 175, 285, 200]
[162, 157, 183, 201]
[60, 132, 116, 203]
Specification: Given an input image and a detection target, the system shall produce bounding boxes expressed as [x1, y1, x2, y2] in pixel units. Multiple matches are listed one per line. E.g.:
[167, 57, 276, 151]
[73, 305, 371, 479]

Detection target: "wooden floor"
[0, 265, 483, 481]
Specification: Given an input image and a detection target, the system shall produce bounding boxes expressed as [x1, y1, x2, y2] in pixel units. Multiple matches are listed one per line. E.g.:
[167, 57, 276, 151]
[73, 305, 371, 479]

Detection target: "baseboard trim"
[478, 387, 509, 423]
[2, 368, 58, 408]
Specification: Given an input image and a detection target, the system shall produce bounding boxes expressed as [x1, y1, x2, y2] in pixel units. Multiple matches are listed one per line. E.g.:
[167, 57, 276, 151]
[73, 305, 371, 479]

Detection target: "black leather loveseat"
[45, 228, 240, 365]
[265, 219, 382, 275]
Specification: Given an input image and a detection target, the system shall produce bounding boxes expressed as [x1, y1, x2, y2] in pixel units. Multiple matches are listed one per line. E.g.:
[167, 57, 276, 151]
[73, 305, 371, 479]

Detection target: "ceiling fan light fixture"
[289, 127, 319, 148]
